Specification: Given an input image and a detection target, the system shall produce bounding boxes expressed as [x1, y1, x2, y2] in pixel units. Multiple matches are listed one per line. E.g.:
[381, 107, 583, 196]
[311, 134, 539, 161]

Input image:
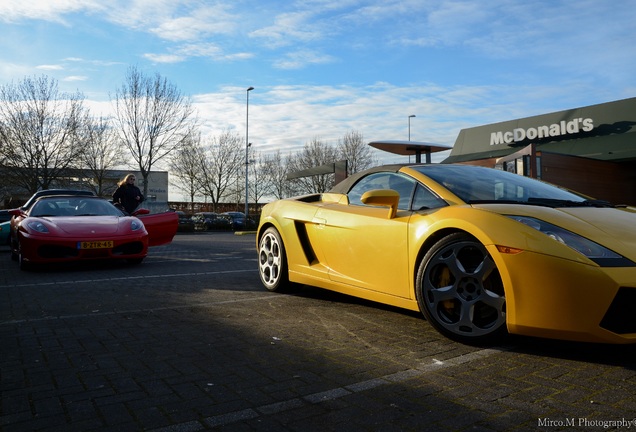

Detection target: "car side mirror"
[360, 189, 399, 218]
[132, 208, 150, 216]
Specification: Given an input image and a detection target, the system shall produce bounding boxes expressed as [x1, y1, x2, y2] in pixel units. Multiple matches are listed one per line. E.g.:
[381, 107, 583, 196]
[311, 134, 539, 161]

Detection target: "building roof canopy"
[443, 97, 636, 164]
[369, 140, 452, 163]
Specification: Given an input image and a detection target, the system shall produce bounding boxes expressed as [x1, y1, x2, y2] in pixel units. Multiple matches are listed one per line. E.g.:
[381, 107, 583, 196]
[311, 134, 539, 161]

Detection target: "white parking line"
[0, 288, 269, 325]
[153, 348, 504, 431]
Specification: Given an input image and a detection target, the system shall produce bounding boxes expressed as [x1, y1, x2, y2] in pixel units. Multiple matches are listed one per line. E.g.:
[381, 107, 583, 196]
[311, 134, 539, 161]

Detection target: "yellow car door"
[314, 203, 411, 298]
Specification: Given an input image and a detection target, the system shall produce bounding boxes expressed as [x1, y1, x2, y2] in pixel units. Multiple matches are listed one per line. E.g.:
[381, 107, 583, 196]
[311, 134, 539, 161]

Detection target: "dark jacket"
[113, 184, 144, 214]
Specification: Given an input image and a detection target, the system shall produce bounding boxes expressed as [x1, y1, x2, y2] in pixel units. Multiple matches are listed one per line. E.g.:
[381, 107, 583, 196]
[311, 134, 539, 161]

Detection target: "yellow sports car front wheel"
[416, 232, 507, 344]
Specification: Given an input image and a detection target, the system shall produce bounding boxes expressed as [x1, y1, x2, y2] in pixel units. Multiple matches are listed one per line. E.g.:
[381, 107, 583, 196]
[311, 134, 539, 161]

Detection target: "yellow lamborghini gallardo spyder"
[257, 164, 636, 345]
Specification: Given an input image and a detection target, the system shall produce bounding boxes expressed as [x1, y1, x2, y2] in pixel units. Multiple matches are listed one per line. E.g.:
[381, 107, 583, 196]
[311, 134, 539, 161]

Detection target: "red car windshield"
[30, 197, 125, 217]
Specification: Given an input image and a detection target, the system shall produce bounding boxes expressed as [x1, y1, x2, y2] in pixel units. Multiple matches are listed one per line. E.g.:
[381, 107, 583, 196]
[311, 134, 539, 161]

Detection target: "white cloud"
[63, 75, 88, 82]
[249, 11, 323, 48]
[190, 81, 551, 165]
[143, 53, 186, 64]
[180, 43, 223, 58]
[1, 0, 634, 169]
[223, 52, 255, 61]
[36, 64, 64, 71]
[0, 0, 100, 24]
[273, 50, 336, 70]
[0, 61, 33, 79]
[143, 42, 252, 64]
[148, 5, 237, 42]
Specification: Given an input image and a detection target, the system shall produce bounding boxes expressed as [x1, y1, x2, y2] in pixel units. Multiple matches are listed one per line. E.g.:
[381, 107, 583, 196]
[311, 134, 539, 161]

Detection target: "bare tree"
[248, 150, 267, 208]
[198, 131, 244, 212]
[0, 75, 87, 194]
[0, 150, 9, 206]
[228, 174, 245, 212]
[260, 149, 291, 199]
[111, 65, 196, 197]
[169, 133, 205, 212]
[337, 130, 377, 174]
[80, 116, 125, 197]
[287, 137, 338, 194]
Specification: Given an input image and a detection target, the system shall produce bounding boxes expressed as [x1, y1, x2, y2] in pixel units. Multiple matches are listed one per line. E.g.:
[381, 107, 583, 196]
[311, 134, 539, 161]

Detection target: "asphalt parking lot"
[1, 232, 636, 431]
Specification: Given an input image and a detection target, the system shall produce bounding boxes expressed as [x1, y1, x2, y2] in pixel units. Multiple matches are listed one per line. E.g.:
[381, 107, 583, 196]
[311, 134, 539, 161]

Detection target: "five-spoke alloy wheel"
[416, 233, 507, 344]
[258, 227, 292, 292]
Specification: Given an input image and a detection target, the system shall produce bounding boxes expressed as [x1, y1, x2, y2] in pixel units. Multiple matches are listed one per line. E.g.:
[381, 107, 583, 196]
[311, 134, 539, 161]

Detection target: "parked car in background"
[0, 209, 11, 223]
[192, 212, 232, 231]
[9, 194, 178, 270]
[0, 210, 10, 246]
[220, 211, 257, 231]
[176, 211, 195, 232]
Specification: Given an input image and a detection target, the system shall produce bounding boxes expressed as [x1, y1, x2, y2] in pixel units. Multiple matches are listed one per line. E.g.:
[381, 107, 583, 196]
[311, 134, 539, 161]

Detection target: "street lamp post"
[408, 114, 416, 163]
[245, 86, 254, 220]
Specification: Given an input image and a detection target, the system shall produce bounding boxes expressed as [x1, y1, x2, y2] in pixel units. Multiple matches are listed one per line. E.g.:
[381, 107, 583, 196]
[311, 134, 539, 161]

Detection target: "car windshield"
[414, 165, 612, 208]
[30, 197, 125, 217]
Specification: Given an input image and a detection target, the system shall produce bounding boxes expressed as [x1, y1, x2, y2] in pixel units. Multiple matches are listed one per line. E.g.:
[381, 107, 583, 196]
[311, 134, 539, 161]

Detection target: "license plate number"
[78, 241, 113, 249]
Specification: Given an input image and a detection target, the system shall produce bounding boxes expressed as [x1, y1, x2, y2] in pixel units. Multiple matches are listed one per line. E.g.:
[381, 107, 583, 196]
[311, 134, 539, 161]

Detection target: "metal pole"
[245, 86, 254, 220]
[408, 115, 415, 163]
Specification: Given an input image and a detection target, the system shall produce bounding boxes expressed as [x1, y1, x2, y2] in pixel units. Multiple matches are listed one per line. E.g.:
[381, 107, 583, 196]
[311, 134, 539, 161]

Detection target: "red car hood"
[37, 213, 178, 246]
[46, 216, 132, 236]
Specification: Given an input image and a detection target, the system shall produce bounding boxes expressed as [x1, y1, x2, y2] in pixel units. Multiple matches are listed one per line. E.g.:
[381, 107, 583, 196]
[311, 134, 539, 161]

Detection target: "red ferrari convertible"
[9, 194, 178, 270]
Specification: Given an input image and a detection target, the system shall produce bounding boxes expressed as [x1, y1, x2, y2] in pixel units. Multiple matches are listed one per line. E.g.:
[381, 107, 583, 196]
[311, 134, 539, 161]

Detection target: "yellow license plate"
[78, 241, 113, 249]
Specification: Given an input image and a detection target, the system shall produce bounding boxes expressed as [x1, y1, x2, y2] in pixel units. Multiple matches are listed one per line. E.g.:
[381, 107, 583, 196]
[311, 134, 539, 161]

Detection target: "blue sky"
[1, 0, 635, 169]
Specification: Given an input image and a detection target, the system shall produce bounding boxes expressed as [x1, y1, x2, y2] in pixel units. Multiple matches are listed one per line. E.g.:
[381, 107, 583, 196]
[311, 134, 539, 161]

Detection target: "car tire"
[416, 232, 507, 345]
[10, 239, 18, 261]
[258, 227, 294, 292]
[17, 241, 31, 271]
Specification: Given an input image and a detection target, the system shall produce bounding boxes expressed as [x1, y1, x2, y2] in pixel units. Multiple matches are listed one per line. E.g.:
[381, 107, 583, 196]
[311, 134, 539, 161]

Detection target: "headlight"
[507, 215, 634, 267]
[131, 220, 143, 231]
[27, 221, 49, 233]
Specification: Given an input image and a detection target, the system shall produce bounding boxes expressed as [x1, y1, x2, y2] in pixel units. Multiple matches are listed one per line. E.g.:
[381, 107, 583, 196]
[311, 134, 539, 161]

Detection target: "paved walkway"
[1, 234, 636, 431]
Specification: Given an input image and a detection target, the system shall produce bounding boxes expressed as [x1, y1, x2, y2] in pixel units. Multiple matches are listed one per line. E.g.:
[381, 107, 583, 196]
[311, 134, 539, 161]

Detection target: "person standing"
[113, 174, 144, 214]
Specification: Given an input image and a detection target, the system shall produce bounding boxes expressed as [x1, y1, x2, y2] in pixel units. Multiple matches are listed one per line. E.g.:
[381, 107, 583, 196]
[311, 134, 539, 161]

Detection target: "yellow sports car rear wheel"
[258, 227, 292, 292]
[416, 232, 507, 344]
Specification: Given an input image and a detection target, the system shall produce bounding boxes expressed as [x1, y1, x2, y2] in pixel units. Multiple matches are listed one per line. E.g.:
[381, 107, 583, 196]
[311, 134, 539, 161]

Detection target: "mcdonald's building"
[442, 97, 636, 205]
